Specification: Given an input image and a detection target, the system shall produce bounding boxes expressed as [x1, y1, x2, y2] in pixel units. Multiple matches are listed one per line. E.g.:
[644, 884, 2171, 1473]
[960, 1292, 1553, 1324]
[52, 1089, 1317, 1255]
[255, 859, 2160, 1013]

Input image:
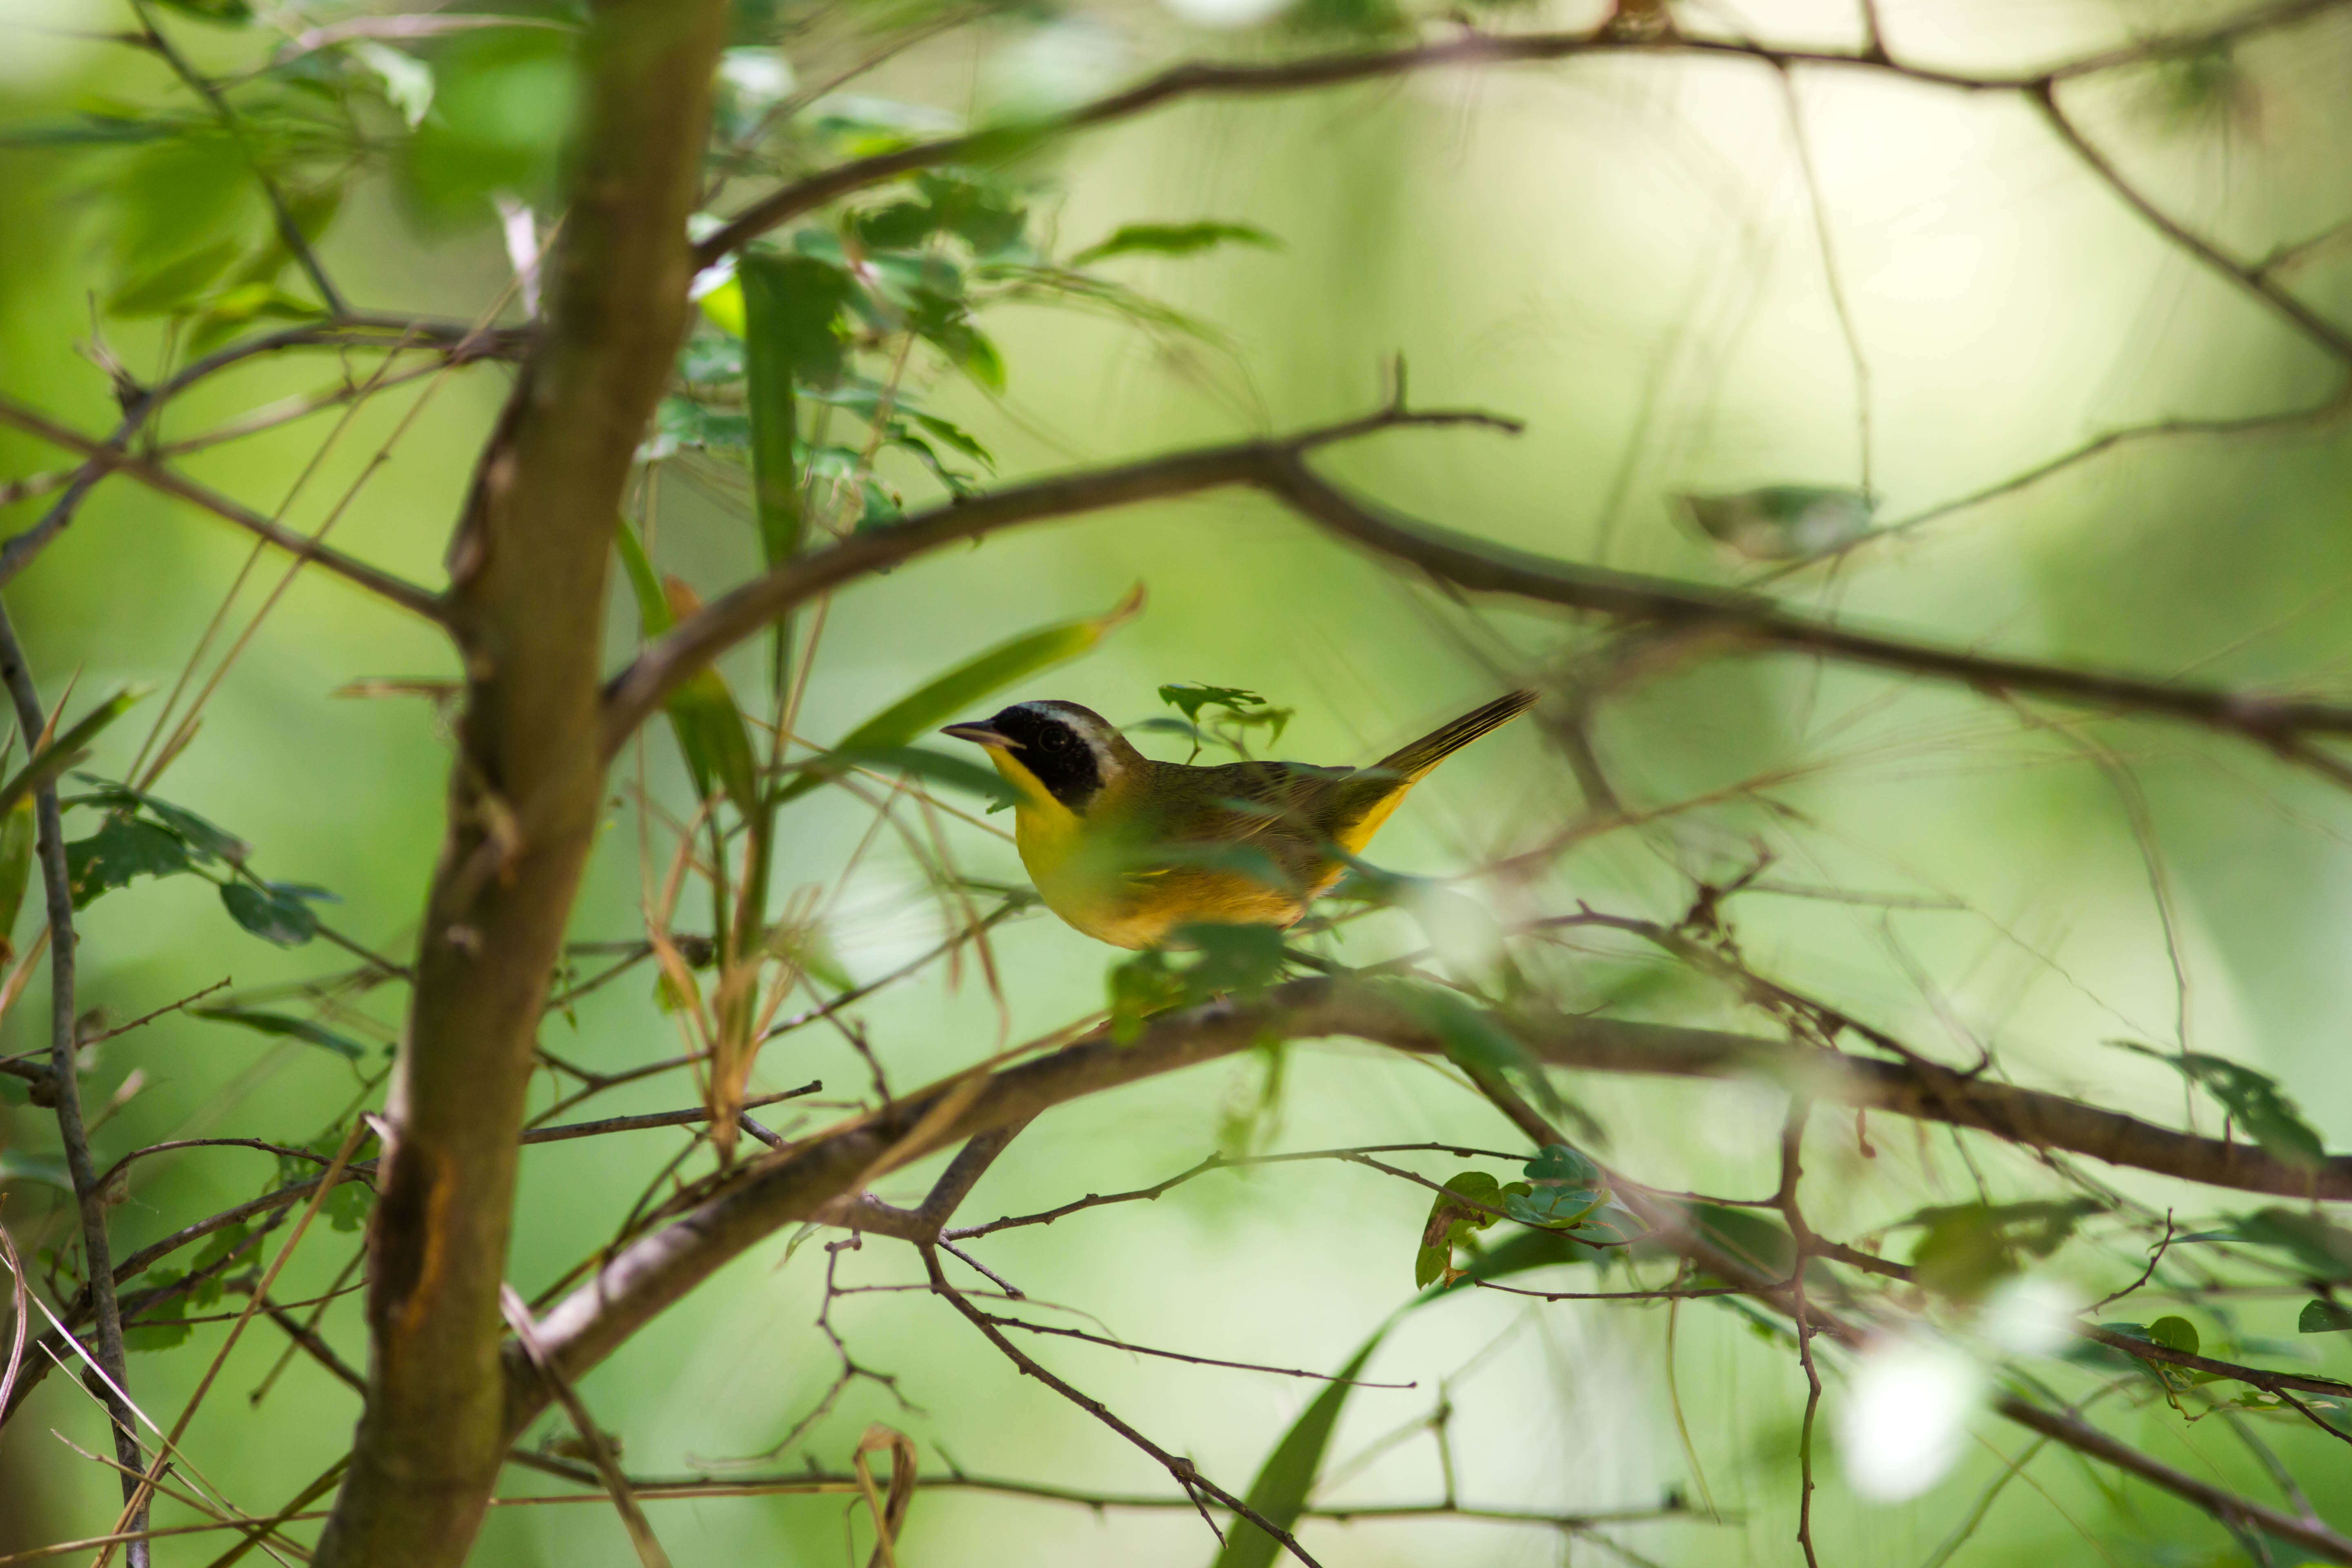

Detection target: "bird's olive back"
[989, 704, 1106, 810]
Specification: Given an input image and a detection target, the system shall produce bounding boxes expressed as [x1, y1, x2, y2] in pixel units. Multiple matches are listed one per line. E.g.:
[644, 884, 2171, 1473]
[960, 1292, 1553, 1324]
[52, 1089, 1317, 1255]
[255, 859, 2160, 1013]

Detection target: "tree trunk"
[312, 4, 728, 1563]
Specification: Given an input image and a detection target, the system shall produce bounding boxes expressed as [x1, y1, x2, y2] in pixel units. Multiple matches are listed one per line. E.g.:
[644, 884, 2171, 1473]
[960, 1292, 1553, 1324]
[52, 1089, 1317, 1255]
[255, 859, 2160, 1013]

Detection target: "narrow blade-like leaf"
[774, 584, 1144, 805]
[0, 685, 148, 818]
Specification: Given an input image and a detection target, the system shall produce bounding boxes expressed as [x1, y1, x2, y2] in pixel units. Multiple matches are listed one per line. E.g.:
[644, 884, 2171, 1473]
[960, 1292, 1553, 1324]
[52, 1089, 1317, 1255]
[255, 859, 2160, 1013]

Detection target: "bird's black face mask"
[987, 704, 1106, 811]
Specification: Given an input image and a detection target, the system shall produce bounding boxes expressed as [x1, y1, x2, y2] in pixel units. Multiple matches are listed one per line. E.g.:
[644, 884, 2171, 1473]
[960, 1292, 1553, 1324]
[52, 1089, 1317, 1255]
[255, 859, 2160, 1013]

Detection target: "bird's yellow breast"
[984, 746, 1332, 949]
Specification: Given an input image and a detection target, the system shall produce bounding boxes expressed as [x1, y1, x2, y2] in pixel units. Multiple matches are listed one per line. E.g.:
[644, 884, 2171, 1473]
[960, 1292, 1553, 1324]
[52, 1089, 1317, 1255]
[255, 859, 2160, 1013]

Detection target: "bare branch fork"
[0, 317, 523, 592]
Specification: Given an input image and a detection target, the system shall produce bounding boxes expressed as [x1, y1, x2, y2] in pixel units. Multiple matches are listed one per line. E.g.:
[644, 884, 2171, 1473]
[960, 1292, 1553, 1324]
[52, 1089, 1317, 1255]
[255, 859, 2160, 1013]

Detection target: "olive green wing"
[1126, 760, 1361, 895]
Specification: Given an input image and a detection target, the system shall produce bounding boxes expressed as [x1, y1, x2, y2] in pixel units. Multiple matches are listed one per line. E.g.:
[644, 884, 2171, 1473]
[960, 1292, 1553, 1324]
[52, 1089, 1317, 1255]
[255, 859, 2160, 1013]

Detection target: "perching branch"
[497, 975, 2352, 1447]
[598, 408, 1515, 752]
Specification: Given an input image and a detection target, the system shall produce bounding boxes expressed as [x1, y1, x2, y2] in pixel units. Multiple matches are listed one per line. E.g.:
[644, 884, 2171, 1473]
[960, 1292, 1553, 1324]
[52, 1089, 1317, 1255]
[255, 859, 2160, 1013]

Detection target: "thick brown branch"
[498, 977, 2352, 1449]
[1463, 1058, 2352, 1565]
[608, 425, 2352, 779]
[1993, 1392, 2352, 1564]
[314, 3, 732, 1565]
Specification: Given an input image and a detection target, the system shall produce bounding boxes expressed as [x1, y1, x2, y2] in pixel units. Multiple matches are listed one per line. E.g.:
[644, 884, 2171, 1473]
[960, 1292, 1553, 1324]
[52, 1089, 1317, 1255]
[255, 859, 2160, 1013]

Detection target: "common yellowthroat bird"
[942, 691, 1537, 949]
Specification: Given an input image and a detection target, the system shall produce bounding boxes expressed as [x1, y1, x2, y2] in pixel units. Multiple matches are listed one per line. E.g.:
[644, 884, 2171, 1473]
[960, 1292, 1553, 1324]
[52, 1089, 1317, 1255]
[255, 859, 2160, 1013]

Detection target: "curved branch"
[596, 408, 1514, 753]
[2030, 80, 2352, 364]
[693, 0, 2352, 267]
[606, 423, 2352, 780]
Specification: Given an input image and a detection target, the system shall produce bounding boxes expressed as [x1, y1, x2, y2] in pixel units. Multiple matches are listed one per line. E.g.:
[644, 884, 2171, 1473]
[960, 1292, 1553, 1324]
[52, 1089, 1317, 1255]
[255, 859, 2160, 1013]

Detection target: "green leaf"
[1523, 1144, 1601, 1186]
[775, 585, 1145, 806]
[0, 1149, 73, 1192]
[733, 251, 855, 381]
[1218, 1221, 1592, 1568]
[2198, 1207, 2352, 1281]
[1107, 948, 1186, 1045]
[273, 1129, 373, 1230]
[1158, 683, 1266, 725]
[1677, 486, 1878, 562]
[613, 521, 760, 817]
[1170, 922, 1289, 999]
[855, 172, 1029, 256]
[219, 880, 331, 946]
[1103, 923, 1290, 1045]
[398, 29, 581, 220]
[70, 780, 248, 864]
[1900, 1198, 2098, 1301]
[2300, 1299, 2352, 1334]
[818, 746, 1020, 810]
[191, 1005, 367, 1062]
[64, 816, 192, 908]
[642, 395, 751, 460]
[1070, 221, 1281, 267]
[1367, 976, 1565, 1119]
[0, 800, 33, 957]
[1909, 1205, 2017, 1301]
[1503, 1144, 1609, 1230]
[1650, 1203, 1796, 1280]
[739, 252, 814, 574]
[109, 239, 253, 319]
[1212, 1333, 1376, 1568]
[123, 1314, 194, 1354]
[2147, 1315, 2201, 1356]
[1416, 1170, 1512, 1288]
[0, 686, 147, 820]
[2111, 1041, 2326, 1167]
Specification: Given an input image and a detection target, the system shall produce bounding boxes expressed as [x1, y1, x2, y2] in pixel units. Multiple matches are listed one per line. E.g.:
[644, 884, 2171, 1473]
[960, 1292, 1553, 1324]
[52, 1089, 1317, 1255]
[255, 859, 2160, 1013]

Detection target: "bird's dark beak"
[940, 722, 1020, 749]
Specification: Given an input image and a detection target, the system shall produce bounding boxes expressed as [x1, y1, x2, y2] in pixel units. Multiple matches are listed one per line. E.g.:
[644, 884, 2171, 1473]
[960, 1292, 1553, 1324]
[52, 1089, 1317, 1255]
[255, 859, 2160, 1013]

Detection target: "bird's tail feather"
[1374, 690, 1538, 782]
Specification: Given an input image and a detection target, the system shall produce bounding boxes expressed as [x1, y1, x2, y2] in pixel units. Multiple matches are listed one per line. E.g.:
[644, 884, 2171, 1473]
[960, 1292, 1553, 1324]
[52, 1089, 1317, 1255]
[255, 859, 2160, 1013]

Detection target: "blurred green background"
[6, 1, 2352, 1563]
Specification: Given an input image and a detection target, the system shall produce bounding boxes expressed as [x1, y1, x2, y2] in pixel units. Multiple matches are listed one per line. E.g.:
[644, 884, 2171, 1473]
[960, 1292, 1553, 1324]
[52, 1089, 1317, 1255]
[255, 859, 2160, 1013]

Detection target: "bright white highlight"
[1159, 0, 1296, 28]
[1838, 1335, 1985, 1502]
[0, 0, 109, 87]
[1981, 1275, 2083, 1359]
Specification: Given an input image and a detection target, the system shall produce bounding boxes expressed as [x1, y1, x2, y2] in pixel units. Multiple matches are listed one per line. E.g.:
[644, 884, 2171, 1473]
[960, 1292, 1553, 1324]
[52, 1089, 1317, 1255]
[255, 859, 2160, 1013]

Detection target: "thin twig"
[501, 1286, 672, 1568]
[0, 396, 444, 621]
[920, 1246, 1325, 1566]
[0, 597, 149, 1564]
[691, 1, 2352, 267]
[979, 1313, 1419, 1387]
